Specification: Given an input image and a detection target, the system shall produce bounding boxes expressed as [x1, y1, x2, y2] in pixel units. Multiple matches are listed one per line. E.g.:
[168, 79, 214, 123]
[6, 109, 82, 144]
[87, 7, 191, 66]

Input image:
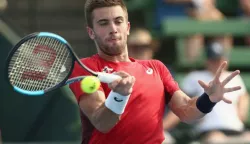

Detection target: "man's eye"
[99, 22, 108, 25]
[116, 20, 123, 24]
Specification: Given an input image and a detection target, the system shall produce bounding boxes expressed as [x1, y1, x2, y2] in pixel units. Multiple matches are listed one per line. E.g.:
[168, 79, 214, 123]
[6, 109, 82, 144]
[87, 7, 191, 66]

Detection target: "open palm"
[198, 61, 241, 104]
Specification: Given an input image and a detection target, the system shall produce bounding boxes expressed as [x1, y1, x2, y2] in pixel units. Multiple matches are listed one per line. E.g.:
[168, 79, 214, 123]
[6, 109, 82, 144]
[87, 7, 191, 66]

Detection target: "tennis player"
[69, 0, 242, 143]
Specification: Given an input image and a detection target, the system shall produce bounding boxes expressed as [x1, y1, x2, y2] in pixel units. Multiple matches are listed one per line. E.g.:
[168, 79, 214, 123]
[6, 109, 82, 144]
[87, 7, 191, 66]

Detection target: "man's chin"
[101, 49, 122, 56]
[106, 51, 122, 56]
[99, 44, 125, 56]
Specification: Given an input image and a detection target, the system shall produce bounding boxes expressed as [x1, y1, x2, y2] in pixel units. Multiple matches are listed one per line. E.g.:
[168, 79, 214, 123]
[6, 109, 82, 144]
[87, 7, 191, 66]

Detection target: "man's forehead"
[92, 6, 126, 20]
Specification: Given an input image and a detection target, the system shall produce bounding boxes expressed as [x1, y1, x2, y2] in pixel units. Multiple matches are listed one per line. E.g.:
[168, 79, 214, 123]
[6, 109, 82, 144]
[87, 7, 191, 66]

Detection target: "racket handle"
[97, 72, 121, 83]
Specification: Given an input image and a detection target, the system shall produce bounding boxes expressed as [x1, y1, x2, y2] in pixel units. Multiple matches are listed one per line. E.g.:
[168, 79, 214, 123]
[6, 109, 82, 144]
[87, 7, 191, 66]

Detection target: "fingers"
[108, 79, 121, 90]
[222, 70, 240, 86]
[214, 61, 227, 81]
[222, 97, 232, 104]
[224, 86, 241, 93]
[108, 71, 136, 95]
[119, 76, 135, 87]
[221, 85, 241, 104]
[108, 71, 133, 89]
[198, 80, 209, 89]
[115, 76, 135, 95]
[113, 71, 130, 78]
[125, 76, 135, 93]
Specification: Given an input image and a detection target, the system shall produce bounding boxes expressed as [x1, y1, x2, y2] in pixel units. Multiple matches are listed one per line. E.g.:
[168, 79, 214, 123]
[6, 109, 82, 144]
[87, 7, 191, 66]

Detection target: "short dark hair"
[84, 0, 128, 28]
[205, 42, 228, 60]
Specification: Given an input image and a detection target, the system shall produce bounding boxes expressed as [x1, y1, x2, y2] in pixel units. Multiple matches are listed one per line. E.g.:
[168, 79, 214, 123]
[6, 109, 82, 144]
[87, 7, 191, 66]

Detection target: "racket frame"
[6, 32, 121, 96]
[5, 32, 76, 96]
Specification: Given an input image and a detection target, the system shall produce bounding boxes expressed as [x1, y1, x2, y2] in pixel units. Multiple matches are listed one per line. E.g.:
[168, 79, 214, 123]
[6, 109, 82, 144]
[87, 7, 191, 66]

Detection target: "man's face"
[87, 6, 130, 56]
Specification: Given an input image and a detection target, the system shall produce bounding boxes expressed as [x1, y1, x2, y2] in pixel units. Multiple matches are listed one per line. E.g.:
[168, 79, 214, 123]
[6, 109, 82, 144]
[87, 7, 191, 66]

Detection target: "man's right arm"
[79, 90, 121, 133]
[75, 71, 135, 133]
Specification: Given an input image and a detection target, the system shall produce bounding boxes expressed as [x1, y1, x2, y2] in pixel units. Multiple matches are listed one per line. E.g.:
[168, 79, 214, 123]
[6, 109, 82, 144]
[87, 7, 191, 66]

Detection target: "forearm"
[172, 97, 205, 123]
[79, 91, 121, 133]
[81, 90, 130, 133]
[92, 103, 120, 133]
[169, 91, 216, 124]
[78, 71, 134, 133]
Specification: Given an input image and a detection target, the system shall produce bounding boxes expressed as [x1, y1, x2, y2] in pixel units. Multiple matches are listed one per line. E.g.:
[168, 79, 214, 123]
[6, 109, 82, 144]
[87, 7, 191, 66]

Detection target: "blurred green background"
[1, 0, 250, 144]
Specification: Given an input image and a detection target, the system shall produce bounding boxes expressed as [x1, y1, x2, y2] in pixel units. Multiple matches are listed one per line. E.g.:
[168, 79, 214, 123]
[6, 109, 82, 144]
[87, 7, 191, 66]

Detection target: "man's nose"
[109, 23, 118, 34]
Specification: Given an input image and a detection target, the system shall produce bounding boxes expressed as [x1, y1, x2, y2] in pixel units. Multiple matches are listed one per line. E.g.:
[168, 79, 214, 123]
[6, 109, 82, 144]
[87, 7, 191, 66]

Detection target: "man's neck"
[98, 51, 131, 62]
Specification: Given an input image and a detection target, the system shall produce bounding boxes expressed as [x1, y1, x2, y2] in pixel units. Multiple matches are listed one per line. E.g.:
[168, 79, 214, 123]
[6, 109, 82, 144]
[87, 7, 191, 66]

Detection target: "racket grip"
[97, 72, 121, 83]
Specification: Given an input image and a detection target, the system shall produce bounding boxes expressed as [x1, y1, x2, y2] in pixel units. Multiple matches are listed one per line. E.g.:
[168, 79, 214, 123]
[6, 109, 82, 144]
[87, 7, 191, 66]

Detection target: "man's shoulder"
[80, 54, 100, 63]
[73, 54, 102, 73]
[135, 59, 175, 75]
[136, 59, 163, 67]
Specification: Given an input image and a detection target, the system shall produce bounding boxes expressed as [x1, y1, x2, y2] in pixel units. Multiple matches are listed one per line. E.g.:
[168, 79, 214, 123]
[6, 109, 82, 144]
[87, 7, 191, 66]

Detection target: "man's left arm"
[168, 61, 241, 123]
[168, 90, 204, 123]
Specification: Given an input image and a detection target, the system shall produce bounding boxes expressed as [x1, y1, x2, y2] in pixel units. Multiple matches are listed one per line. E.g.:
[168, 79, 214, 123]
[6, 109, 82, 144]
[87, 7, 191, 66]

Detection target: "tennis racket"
[6, 32, 121, 96]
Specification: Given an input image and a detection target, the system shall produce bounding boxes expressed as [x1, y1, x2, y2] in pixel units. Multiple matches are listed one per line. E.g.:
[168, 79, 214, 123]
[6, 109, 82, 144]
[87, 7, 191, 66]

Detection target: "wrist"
[196, 93, 216, 113]
[105, 91, 131, 115]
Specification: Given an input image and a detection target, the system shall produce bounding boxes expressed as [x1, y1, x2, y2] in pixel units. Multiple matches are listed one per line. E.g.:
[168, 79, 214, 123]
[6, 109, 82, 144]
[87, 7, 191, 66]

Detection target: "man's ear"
[86, 26, 95, 40]
[127, 22, 130, 36]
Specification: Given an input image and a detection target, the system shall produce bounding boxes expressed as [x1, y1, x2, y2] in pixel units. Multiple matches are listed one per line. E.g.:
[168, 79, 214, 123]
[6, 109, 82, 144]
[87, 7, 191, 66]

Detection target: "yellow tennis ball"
[80, 76, 100, 94]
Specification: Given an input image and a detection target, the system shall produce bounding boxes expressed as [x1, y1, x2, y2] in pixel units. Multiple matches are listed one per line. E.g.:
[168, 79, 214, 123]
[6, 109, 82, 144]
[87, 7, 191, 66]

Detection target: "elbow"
[173, 108, 194, 124]
[180, 118, 196, 124]
[179, 116, 201, 124]
[179, 116, 193, 124]
[96, 127, 112, 134]
[94, 118, 120, 134]
[91, 107, 121, 133]
[178, 112, 204, 124]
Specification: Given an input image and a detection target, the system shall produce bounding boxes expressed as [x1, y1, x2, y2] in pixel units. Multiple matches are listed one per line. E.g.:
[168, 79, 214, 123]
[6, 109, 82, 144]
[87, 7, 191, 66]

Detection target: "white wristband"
[191, 0, 204, 10]
[105, 91, 130, 115]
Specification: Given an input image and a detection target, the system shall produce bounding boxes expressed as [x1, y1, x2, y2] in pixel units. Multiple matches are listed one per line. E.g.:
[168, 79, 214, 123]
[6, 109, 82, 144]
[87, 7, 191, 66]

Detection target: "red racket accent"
[21, 45, 57, 80]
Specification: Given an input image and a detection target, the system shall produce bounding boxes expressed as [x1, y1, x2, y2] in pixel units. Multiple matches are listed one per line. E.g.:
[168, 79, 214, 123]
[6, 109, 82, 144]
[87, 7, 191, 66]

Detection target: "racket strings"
[21, 37, 52, 91]
[25, 39, 69, 88]
[10, 37, 49, 90]
[29, 37, 56, 91]
[46, 40, 71, 87]
[8, 37, 73, 91]
[10, 39, 36, 88]
[20, 38, 38, 91]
